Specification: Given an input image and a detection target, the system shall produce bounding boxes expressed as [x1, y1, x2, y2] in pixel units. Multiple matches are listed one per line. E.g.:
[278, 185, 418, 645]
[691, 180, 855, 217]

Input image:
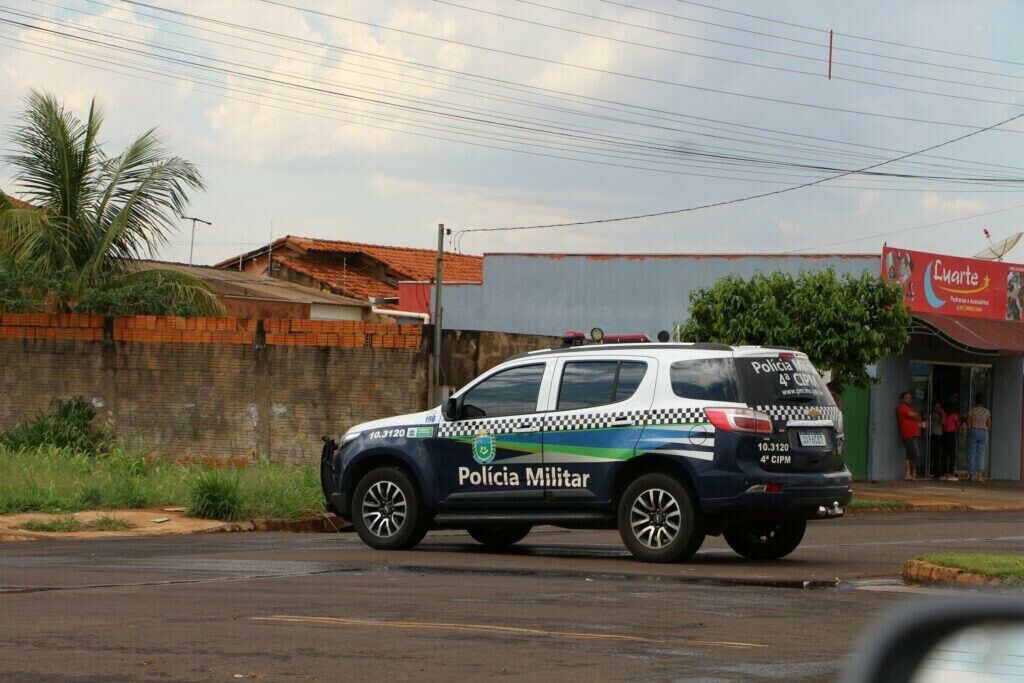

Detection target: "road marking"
[251, 615, 766, 649]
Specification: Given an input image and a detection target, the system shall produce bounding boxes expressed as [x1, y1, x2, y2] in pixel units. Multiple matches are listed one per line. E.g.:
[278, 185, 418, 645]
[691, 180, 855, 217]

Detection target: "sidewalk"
[853, 479, 1024, 512]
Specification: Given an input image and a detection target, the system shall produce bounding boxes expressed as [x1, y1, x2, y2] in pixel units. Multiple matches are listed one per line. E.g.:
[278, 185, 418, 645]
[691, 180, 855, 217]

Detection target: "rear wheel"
[723, 519, 806, 560]
[352, 467, 428, 550]
[617, 472, 704, 563]
[467, 523, 532, 547]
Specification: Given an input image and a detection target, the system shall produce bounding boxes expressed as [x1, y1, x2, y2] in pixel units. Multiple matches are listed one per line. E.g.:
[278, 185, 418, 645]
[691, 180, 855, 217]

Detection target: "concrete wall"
[440, 328, 561, 392]
[440, 254, 878, 338]
[868, 356, 911, 481]
[0, 314, 426, 465]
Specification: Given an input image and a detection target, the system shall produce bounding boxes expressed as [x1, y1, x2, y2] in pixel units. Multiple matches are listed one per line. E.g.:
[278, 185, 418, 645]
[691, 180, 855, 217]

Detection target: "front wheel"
[467, 524, 532, 547]
[617, 472, 704, 563]
[723, 519, 806, 560]
[352, 467, 428, 550]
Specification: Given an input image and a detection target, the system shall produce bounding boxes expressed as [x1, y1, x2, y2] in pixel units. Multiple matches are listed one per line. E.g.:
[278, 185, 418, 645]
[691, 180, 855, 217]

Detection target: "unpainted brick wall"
[0, 314, 427, 464]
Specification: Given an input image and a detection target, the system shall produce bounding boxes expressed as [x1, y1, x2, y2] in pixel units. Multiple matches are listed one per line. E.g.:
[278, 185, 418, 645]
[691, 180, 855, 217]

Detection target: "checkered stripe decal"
[755, 405, 842, 423]
[436, 407, 711, 438]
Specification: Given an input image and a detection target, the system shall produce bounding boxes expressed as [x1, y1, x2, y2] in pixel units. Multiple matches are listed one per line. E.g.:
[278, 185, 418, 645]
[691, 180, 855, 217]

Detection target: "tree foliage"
[0, 90, 222, 316]
[676, 269, 910, 389]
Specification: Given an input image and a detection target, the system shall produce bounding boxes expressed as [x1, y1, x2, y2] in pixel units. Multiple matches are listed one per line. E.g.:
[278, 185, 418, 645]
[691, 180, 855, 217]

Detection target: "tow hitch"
[817, 501, 844, 518]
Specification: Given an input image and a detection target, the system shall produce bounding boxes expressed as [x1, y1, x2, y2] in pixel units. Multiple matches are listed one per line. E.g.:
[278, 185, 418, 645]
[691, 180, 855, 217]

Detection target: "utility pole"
[430, 223, 447, 405]
[182, 215, 212, 265]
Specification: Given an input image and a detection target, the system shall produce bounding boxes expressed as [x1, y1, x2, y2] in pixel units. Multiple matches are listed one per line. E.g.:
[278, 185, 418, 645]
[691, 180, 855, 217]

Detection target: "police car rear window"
[557, 361, 647, 411]
[735, 356, 833, 406]
[670, 358, 740, 402]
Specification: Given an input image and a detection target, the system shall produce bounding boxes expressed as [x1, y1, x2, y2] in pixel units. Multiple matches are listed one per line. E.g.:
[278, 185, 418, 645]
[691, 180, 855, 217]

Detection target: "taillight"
[704, 407, 773, 434]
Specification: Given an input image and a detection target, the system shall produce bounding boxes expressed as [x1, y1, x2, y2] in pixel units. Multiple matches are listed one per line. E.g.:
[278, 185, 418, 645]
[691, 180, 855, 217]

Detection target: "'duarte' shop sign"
[882, 246, 1024, 321]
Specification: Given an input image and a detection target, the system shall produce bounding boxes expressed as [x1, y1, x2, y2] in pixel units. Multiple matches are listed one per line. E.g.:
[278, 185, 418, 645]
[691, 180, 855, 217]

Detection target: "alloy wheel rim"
[362, 480, 407, 538]
[630, 487, 681, 549]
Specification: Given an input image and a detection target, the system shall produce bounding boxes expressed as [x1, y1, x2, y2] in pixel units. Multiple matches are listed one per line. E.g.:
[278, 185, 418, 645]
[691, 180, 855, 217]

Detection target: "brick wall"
[0, 314, 426, 464]
[440, 328, 560, 391]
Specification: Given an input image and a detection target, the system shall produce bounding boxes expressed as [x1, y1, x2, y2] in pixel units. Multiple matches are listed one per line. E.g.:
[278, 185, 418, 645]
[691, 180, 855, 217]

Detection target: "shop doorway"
[910, 362, 992, 478]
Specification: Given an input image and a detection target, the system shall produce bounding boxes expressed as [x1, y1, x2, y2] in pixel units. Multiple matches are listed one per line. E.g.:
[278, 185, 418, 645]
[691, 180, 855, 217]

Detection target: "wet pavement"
[1, 511, 1022, 681]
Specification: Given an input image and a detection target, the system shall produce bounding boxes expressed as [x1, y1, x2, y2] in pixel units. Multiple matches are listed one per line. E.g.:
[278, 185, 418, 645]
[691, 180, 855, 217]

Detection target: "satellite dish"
[974, 232, 1023, 261]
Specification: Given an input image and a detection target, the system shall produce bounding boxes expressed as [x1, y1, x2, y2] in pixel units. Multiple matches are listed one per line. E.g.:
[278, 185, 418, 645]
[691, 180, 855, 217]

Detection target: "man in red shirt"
[897, 391, 923, 481]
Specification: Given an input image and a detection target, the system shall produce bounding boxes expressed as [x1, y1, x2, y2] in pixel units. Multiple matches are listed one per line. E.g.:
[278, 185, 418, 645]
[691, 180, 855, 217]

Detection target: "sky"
[2, 0, 1024, 265]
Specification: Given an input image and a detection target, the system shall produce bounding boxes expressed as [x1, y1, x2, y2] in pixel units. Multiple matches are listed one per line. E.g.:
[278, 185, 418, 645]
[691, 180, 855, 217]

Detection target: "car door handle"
[512, 422, 537, 433]
[610, 418, 633, 427]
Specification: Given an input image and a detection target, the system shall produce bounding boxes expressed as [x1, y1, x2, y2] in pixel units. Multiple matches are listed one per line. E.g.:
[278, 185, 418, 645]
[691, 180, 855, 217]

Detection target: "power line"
[11, 7, 1022, 189]
[672, 0, 1024, 69]
[454, 109, 1024, 239]
[438, 0, 1024, 104]
[513, 0, 1024, 94]
[790, 201, 1024, 253]
[81, 0, 1024, 176]
[250, 0, 1024, 132]
[601, 0, 1024, 83]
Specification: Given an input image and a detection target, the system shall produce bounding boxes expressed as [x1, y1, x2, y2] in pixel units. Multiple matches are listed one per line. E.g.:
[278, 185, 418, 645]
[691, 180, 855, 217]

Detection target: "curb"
[848, 503, 970, 513]
[207, 514, 352, 534]
[902, 560, 1016, 588]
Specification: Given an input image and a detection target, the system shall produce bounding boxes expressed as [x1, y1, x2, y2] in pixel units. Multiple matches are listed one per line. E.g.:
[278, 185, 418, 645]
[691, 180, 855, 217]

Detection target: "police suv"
[322, 342, 852, 563]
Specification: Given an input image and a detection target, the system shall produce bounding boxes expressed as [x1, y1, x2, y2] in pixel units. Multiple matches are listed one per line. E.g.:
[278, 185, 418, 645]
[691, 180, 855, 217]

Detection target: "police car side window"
[558, 361, 647, 411]
[461, 364, 545, 419]
[670, 358, 740, 402]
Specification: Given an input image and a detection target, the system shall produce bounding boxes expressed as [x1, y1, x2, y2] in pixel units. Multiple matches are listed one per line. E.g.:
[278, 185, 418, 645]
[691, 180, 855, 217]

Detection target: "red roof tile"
[2, 193, 32, 209]
[216, 236, 483, 303]
[275, 255, 400, 302]
[284, 236, 482, 282]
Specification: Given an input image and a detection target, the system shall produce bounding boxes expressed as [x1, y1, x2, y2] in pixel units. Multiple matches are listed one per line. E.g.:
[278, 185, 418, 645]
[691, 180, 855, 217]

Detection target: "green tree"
[0, 90, 222, 315]
[676, 269, 910, 389]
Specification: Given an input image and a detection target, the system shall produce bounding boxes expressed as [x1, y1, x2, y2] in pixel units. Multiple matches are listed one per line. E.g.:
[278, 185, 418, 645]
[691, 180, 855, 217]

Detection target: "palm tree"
[0, 90, 222, 314]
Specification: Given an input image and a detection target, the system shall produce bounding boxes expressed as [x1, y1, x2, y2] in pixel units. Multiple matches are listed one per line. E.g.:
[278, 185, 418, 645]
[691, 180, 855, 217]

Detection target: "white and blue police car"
[321, 341, 852, 563]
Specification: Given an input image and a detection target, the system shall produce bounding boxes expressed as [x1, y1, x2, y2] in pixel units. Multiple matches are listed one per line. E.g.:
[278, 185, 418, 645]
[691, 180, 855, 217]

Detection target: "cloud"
[856, 190, 880, 215]
[919, 192, 989, 216]
[774, 218, 804, 236]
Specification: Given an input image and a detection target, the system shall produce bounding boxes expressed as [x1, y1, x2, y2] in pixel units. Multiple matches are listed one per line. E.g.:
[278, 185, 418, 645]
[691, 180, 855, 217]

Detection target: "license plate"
[798, 432, 827, 448]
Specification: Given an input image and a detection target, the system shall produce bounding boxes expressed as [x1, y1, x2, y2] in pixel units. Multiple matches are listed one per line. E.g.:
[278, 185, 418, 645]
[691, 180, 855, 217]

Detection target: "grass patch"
[88, 515, 132, 531]
[848, 498, 912, 510]
[918, 553, 1024, 583]
[0, 399, 324, 521]
[0, 444, 323, 521]
[18, 515, 84, 532]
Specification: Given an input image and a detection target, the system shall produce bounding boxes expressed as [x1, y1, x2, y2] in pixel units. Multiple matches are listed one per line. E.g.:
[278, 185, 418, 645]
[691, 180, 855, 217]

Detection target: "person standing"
[897, 391, 922, 481]
[942, 401, 959, 481]
[965, 393, 992, 482]
[929, 402, 945, 479]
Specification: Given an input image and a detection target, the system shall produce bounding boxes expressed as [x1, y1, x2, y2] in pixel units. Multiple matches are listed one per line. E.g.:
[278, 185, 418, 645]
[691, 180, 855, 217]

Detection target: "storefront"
[867, 247, 1024, 481]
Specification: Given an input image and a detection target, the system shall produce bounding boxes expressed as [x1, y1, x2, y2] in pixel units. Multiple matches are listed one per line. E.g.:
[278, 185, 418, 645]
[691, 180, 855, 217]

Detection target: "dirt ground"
[0, 508, 225, 542]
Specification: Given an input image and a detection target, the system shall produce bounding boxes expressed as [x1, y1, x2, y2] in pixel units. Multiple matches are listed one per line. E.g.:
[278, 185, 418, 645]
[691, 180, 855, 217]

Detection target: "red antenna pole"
[828, 29, 833, 79]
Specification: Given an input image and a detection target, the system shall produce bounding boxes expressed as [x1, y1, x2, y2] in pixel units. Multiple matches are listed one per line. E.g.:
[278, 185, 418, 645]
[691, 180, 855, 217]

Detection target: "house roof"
[133, 260, 370, 308]
[482, 252, 878, 260]
[216, 236, 483, 303]
[1, 192, 32, 209]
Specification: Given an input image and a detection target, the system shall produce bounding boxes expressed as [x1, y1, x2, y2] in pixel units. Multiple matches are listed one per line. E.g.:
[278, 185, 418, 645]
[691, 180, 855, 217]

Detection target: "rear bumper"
[701, 476, 853, 519]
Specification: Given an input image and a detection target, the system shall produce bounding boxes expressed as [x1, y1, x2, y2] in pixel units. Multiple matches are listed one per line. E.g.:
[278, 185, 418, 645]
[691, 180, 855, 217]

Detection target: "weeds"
[0, 401, 323, 521]
[17, 514, 133, 532]
[88, 515, 132, 531]
[188, 469, 242, 521]
[18, 516, 84, 532]
[0, 398, 112, 455]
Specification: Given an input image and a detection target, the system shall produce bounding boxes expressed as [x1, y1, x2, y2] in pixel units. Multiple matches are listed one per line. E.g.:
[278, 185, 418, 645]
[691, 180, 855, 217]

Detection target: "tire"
[467, 524, 532, 547]
[617, 472, 704, 563]
[352, 466, 428, 550]
[723, 519, 806, 560]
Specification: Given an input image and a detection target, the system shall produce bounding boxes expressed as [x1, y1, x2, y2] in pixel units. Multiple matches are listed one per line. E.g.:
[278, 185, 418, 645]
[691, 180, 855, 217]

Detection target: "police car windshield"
[735, 356, 834, 406]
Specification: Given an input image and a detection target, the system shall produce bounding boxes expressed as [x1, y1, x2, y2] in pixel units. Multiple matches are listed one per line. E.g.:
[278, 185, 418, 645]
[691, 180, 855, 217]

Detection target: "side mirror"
[443, 397, 460, 421]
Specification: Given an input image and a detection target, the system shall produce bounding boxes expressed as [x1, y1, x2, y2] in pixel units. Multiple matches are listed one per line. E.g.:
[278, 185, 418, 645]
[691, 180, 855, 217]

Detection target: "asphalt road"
[1, 511, 1022, 682]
